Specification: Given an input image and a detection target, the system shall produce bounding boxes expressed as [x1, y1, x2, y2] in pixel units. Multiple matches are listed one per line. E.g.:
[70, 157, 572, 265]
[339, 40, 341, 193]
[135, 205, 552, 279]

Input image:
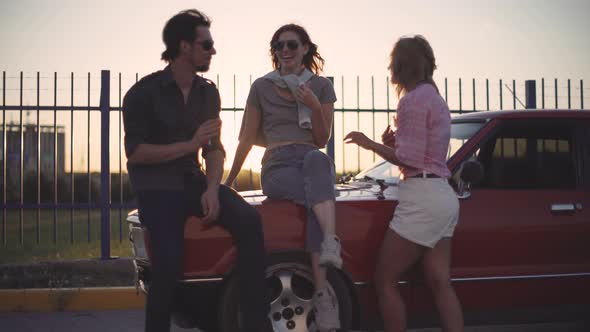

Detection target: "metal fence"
[1, 70, 587, 259]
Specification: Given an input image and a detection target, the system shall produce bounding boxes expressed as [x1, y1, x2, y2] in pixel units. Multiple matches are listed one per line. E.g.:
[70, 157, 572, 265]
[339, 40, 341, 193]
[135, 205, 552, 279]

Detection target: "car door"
[413, 117, 590, 314]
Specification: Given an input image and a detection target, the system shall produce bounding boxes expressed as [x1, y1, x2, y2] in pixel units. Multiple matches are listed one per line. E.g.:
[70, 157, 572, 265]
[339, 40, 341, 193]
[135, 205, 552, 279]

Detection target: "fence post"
[100, 70, 112, 259]
[580, 80, 584, 110]
[567, 79, 571, 109]
[525, 80, 536, 109]
[326, 76, 335, 161]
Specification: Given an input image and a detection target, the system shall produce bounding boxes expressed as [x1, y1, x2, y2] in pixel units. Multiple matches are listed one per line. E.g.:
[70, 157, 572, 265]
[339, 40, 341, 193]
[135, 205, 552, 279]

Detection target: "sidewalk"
[0, 310, 587, 332]
[0, 286, 143, 312]
[0, 259, 587, 331]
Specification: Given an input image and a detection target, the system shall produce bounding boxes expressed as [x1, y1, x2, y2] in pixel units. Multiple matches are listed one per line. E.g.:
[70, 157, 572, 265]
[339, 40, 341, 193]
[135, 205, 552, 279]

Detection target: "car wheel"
[218, 252, 352, 332]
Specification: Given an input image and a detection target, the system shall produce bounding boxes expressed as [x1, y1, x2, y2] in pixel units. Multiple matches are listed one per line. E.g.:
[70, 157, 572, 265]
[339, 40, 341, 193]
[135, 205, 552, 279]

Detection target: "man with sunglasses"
[122, 9, 270, 332]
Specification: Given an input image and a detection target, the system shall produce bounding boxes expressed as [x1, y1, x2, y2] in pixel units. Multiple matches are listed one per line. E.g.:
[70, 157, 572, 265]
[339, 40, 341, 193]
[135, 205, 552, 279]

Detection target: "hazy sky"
[1, 0, 589, 173]
[2, 0, 589, 79]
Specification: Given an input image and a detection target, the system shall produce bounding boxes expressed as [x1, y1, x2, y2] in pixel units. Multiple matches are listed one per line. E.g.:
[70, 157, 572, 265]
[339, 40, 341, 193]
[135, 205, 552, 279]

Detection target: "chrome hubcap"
[266, 264, 318, 332]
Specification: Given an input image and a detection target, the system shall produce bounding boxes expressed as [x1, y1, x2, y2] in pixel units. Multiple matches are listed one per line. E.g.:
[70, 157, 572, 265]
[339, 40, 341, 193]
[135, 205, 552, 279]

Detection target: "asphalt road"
[0, 309, 587, 332]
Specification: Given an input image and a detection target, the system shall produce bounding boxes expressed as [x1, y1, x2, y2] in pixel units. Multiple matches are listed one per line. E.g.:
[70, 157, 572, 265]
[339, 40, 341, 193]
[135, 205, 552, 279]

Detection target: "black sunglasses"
[195, 40, 214, 51]
[273, 40, 299, 51]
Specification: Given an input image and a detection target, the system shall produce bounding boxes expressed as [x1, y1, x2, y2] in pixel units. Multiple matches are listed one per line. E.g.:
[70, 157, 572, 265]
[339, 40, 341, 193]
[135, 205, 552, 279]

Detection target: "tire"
[218, 251, 353, 332]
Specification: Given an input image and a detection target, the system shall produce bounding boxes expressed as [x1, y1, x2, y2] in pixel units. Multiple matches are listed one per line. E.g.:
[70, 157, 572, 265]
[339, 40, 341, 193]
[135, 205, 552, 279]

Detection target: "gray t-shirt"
[245, 75, 337, 146]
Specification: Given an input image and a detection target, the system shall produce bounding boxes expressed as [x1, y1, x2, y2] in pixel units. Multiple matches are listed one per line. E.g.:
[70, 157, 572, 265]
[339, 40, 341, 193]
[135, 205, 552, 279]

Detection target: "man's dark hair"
[161, 9, 211, 62]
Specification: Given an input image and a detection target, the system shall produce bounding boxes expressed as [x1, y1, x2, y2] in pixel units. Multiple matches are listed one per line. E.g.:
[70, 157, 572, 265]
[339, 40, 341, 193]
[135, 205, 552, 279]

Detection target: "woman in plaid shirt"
[345, 35, 463, 332]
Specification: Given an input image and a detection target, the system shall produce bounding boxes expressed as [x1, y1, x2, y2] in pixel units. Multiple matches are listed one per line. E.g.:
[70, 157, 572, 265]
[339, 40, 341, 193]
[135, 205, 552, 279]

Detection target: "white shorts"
[389, 178, 459, 248]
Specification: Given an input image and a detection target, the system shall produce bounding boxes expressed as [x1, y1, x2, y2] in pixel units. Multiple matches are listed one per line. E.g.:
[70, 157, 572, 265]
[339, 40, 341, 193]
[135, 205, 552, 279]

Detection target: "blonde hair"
[388, 35, 438, 97]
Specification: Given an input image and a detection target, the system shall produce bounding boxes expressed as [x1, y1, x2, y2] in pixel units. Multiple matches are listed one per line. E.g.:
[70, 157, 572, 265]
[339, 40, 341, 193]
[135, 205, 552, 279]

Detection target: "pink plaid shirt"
[394, 83, 451, 178]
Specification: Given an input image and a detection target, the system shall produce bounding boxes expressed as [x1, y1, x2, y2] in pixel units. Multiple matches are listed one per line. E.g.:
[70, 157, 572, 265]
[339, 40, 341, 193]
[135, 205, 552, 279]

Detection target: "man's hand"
[190, 118, 222, 149]
[344, 131, 374, 150]
[381, 125, 396, 147]
[200, 186, 220, 225]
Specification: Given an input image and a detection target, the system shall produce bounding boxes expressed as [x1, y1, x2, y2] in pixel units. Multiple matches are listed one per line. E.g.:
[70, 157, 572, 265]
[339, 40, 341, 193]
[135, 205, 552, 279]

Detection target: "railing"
[1, 70, 587, 260]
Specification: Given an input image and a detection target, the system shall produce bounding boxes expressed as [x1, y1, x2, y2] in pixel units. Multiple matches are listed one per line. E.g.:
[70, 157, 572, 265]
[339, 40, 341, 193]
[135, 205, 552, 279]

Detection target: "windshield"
[354, 121, 485, 183]
[447, 122, 485, 160]
[354, 160, 400, 183]
[447, 121, 485, 159]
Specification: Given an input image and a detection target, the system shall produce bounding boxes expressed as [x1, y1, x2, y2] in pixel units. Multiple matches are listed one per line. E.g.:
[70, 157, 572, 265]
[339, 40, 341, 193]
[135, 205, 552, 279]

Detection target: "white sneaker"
[313, 286, 340, 332]
[319, 235, 342, 269]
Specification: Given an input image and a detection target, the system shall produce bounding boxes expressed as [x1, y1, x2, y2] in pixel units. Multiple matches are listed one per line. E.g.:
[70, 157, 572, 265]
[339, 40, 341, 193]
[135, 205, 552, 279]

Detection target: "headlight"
[129, 224, 148, 259]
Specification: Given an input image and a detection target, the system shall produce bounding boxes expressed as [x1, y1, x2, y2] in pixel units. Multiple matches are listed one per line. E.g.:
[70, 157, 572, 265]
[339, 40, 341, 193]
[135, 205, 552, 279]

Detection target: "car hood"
[241, 181, 399, 205]
[125, 181, 399, 221]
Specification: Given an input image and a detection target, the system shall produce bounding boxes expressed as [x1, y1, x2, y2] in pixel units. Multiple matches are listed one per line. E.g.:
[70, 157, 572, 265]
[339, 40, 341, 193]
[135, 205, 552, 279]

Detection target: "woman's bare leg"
[422, 238, 463, 332]
[311, 253, 327, 290]
[312, 200, 335, 235]
[375, 230, 424, 332]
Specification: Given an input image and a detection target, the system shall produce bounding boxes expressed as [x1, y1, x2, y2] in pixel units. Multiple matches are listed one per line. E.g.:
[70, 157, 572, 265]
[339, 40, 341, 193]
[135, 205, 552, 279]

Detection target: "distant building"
[1, 123, 65, 187]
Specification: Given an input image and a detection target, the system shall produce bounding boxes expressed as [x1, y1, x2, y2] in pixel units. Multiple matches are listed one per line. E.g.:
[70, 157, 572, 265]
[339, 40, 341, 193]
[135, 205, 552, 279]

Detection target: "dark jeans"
[136, 173, 269, 332]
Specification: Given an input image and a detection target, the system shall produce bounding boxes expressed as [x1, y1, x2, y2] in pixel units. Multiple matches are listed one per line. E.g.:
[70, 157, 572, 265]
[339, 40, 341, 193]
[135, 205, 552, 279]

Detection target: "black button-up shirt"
[122, 66, 225, 191]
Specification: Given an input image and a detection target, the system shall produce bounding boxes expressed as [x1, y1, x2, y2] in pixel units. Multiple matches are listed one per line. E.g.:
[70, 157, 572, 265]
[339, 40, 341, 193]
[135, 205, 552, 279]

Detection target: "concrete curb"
[0, 287, 145, 312]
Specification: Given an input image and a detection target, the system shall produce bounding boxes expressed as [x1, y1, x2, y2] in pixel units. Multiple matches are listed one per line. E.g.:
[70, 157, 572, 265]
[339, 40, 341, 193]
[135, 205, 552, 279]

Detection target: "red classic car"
[127, 109, 590, 331]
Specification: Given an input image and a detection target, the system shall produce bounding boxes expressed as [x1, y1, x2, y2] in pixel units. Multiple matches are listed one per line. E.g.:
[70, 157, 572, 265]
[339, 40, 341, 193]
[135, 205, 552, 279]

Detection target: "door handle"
[550, 203, 579, 212]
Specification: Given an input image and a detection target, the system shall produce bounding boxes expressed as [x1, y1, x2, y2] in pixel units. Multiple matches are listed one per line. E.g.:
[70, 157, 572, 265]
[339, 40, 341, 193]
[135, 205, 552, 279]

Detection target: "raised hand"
[294, 83, 320, 108]
[344, 131, 373, 150]
[381, 124, 396, 147]
[190, 118, 222, 149]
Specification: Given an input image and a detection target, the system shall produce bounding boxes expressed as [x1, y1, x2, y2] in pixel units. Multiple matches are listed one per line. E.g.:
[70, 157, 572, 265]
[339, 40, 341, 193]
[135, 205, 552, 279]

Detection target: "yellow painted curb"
[0, 287, 145, 312]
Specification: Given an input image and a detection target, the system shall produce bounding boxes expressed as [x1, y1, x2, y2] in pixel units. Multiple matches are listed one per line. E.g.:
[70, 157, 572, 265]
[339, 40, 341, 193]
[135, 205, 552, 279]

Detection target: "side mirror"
[375, 179, 387, 200]
[457, 160, 484, 199]
[338, 173, 354, 184]
[460, 160, 484, 184]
